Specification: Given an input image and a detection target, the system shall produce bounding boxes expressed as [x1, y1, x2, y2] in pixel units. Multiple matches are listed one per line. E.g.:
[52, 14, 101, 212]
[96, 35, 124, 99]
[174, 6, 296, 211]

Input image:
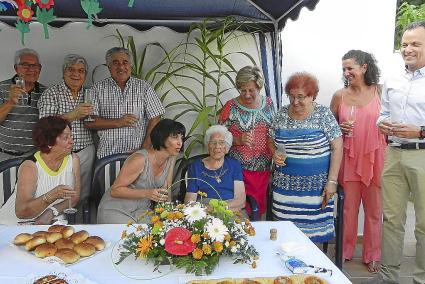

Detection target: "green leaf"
[81, 0, 103, 29]
[15, 20, 30, 46]
[128, 0, 135, 8]
[36, 7, 56, 39]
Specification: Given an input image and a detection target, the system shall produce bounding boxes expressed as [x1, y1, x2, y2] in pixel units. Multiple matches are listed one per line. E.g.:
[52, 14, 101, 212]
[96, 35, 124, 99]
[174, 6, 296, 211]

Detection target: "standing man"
[86, 47, 164, 158]
[365, 20, 425, 284]
[38, 54, 95, 204]
[0, 48, 45, 162]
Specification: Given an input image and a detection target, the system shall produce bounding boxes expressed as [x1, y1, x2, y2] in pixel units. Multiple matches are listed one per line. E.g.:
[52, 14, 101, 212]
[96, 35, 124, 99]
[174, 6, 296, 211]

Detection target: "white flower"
[240, 238, 245, 245]
[184, 204, 207, 223]
[230, 246, 237, 253]
[160, 239, 165, 245]
[205, 218, 228, 242]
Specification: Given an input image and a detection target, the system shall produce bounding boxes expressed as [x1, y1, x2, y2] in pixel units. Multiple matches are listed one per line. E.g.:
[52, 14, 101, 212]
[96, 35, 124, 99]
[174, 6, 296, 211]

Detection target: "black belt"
[391, 142, 425, 150]
[0, 148, 24, 156]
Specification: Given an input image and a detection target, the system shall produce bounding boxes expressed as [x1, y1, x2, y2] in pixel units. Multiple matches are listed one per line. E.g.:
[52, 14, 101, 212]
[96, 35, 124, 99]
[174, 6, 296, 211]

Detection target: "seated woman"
[0, 116, 81, 225]
[97, 119, 185, 224]
[184, 125, 246, 214]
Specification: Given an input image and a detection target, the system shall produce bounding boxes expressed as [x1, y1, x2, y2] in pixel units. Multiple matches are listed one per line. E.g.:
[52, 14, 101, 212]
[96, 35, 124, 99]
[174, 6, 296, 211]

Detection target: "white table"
[0, 221, 351, 283]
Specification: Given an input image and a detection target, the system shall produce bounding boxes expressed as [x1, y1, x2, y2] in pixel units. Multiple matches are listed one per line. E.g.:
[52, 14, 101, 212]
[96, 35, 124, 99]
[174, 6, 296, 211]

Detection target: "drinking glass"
[63, 172, 77, 214]
[15, 77, 28, 105]
[275, 143, 286, 168]
[388, 111, 404, 147]
[346, 106, 356, 137]
[84, 89, 93, 119]
[132, 106, 141, 127]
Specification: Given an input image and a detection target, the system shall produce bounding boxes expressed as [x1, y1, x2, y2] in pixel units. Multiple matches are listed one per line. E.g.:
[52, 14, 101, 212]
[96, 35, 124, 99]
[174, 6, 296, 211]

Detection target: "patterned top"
[38, 81, 94, 151]
[219, 96, 275, 171]
[0, 76, 46, 154]
[0, 151, 71, 225]
[91, 77, 165, 158]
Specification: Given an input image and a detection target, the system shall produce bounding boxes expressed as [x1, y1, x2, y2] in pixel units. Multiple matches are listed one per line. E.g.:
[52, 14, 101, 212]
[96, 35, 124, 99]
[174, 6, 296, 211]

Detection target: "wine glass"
[275, 143, 286, 168]
[15, 77, 28, 105]
[84, 89, 93, 119]
[388, 111, 404, 147]
[63, 172, 77, 214]
[346, 106, 356, 137]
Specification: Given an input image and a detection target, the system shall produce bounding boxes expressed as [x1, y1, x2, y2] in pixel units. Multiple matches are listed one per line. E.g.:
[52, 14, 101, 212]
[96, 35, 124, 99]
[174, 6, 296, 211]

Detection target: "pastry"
[54, 238, 74, 250]
[273, 276, 293, 284]
[46, 232, 63, 244]
[48, 225, 66, 233]
[34, 243, 57, 258]
[32, 231, 48, 238]
[73, 242, 96, 257]
[55, 248, 80, 264]
[13, 233, 33, 245]
[33, 274, 56, 284]
[84, 236, 105, 250]
[60, 226, 74, 238]
[25, 236, 46, 251]
[303, 276, 326, 284]
[70, 230, 89, 244]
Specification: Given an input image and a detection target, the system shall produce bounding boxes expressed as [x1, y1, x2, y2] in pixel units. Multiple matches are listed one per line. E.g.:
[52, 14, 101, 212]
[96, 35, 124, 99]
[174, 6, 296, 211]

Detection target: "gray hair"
[62, 54, 89, 75]
[14, 48, 40, 65]
[235, 65, 264, 90]
[404, 20, 425, 33]
[204, 125, 233, 152]
[105, 47, 132, 67]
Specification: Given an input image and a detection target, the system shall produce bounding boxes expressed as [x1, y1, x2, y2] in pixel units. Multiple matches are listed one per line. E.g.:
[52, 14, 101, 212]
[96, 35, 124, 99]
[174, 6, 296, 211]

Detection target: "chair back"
[91, 153, 129, 208]
[0, 157, 25, 206]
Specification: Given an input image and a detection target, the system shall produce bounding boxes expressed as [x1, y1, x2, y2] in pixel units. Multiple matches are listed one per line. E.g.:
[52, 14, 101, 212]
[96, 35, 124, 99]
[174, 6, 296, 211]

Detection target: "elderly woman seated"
[184, 125, 246, 214]
[0, 116, 81, 225]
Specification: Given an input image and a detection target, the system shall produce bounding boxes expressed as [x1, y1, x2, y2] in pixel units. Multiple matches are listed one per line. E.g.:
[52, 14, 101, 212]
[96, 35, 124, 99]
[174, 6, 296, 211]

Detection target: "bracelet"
[327, 180, 338, 186]
[42, 192, 53, 204]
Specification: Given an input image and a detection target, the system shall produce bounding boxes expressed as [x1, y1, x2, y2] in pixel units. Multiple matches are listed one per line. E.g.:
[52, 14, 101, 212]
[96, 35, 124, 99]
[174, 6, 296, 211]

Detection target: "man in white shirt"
[364, 20, 425, 284]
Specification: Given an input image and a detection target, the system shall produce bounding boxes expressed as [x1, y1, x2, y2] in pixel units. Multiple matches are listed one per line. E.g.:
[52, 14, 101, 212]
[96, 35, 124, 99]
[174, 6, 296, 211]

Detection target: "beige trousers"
[380, 147, 425, 284]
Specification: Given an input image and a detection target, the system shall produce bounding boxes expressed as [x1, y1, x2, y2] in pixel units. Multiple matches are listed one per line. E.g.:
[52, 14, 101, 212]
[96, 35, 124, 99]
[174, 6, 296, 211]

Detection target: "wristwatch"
[420, 126, 425, 140]
[49, 206, 59, 217]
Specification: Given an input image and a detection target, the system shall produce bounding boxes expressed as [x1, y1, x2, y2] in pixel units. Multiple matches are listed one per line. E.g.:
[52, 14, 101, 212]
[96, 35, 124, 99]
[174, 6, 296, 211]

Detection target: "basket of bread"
[13, 224, 107, 265]
[186, 275, 328, 284]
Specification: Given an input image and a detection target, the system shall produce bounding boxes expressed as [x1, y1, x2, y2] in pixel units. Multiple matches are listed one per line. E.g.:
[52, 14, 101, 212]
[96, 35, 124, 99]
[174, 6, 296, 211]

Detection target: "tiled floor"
[327, 202, 416, 283]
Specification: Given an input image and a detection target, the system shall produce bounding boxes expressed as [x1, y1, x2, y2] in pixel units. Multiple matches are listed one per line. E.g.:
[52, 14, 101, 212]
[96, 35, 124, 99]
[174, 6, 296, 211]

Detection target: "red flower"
[164, 227, 196, 256]
[36, 0, 54, 9]
[17, 5, 33, 22]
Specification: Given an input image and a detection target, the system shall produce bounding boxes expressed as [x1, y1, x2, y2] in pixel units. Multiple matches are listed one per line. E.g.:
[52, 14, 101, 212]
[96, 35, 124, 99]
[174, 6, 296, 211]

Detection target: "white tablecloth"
[0, 221, 351, 283]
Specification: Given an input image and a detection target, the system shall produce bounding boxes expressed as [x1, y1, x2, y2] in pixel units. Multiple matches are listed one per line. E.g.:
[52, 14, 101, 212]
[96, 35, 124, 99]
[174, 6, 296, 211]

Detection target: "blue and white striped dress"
[270, 104, 342, 243]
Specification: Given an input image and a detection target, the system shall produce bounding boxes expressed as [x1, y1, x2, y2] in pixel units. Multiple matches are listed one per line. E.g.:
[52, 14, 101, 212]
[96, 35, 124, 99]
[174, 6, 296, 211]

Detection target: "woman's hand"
[34, 209, 54, 225]
[273, 151, 286, 167]
[339, 121, 354, 135]
[147, 188, 169, 203]
[321, 182, 337, 209]
[51, 185, 78, 200]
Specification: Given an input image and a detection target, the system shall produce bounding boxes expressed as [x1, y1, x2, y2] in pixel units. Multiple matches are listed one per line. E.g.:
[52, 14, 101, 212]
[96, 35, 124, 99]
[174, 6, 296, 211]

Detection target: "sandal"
[366, 261, 380, 274]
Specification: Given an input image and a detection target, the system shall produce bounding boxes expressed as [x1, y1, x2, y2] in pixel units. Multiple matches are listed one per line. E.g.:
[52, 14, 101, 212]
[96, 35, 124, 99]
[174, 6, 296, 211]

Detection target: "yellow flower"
[224, 234, 231, 242]
[136, 225, 143, 231]
[175, 211, 184, 219]
[191, 234, 201, 244]
[166, 212, 176, 220]
[127, 220, 134, 227]
[192, 248, 204, 260]
[176, 204, 185, 209]
[248, 228, 256, 236]
[136, 235, 153, 257]
[213, 241, 223, 253]
[121, 230, 127, 239]
[202, 244, 212, 255]
[155, 207, 165, 214]
[151, 215, 160, 224]
[202, 232, 209, 239]
[229, 240, 236, 247]
[252, 261, 257, 269]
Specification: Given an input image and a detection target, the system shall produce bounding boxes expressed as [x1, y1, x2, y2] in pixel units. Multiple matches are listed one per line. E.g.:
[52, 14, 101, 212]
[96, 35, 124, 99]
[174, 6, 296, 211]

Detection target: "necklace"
[202, 165, 228, 183]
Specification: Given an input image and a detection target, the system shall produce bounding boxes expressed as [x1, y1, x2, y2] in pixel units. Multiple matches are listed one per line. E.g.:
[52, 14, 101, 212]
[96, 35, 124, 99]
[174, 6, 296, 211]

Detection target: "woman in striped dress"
[269, 72, 343, 243]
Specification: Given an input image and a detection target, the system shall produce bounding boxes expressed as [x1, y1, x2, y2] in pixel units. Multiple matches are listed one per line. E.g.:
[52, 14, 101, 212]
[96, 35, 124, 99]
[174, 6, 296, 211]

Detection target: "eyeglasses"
[209, 140, 226, 147]
[288, 95, 309, 102]
[18, 63, 42, 70]
[65, 67, 86, 75]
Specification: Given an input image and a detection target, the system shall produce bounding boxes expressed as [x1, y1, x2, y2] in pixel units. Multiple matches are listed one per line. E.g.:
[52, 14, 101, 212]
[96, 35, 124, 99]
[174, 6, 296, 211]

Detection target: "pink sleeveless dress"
[337, 91, 386, 187]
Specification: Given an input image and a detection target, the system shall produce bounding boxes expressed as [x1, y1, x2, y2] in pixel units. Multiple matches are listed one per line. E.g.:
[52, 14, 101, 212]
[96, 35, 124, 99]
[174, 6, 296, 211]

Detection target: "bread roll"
[48, 279, 69, 284]
[273, 276, 293, 284]
[70, 230, 89, 244]
[60, 226, 74, 238]
[13, 233, 33, 245]
[46, 232, 63, 244]
[32, 231, 48, 238]
[48, 225, 65, 233]
[33, 275, 56, 284]
[25, 236, 46, 251]
[54, 238, 74, 250]
[84, 236, 106, 251]
[73, 242, 95, 257]
[55, 248, 80, 264]
[34, 243, 57, 258]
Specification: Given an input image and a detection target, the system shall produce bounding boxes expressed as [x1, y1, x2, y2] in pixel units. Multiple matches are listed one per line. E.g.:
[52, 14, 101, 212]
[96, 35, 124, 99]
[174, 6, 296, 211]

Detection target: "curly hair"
[342, 50, 380, 86]
[32, 116, 71, 154]
[284, 72, 319, 99]
[235, 65, 264, 90]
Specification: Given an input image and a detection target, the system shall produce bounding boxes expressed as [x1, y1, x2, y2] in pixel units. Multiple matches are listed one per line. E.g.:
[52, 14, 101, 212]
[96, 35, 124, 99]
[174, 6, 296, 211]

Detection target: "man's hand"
[68, 103, 93, 120]
[119, 114, 139, 127]
[392, 124, 421, 139]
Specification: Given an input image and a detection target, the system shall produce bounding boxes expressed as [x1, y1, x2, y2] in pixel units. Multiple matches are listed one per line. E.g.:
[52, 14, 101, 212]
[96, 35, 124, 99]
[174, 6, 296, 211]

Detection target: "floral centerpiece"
[116, 197, 259, 276]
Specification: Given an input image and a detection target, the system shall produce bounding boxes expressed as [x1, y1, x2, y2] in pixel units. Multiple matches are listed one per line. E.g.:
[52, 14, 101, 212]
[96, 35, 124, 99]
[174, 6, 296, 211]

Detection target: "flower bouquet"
[116, 197, 259, 276]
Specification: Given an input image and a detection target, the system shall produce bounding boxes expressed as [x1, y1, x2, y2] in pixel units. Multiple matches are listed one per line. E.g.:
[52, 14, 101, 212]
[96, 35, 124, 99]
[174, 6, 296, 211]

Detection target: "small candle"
[270, 228, 277, 241]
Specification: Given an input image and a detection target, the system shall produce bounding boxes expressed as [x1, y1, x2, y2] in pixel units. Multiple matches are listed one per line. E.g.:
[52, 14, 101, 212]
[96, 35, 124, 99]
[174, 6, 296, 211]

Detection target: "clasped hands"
[339, 121, 354, 136]
[149, 188, 169, 203]
[378, 120, 420, 139]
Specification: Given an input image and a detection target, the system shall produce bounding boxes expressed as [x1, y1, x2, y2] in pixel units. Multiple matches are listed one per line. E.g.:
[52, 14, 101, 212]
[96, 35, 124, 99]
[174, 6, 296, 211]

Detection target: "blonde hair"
[235, 65, 264, 90]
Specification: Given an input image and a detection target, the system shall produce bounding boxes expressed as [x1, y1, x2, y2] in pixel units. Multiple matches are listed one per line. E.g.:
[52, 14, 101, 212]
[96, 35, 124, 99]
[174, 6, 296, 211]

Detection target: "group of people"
[0, 19, 424, 284]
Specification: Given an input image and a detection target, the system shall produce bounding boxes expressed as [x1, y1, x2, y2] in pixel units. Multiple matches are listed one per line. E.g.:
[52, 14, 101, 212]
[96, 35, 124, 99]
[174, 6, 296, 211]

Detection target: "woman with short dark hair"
[0, 116, 81, 224]
[97, 119, 185, 223]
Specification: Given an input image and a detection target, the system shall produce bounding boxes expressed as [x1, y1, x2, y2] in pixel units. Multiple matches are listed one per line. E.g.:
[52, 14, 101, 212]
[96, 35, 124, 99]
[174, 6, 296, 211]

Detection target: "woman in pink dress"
[330, 50, 386, 273]
[219, 66, 275, 217]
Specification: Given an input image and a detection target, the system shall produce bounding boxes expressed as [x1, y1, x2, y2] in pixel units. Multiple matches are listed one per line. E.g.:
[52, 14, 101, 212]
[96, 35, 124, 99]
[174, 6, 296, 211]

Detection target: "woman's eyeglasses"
[209, 140, 226, 147]
[288, 95, 309, 102]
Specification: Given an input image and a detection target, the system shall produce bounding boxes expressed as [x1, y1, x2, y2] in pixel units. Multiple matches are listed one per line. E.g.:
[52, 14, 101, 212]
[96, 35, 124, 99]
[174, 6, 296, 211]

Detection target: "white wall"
[280, 0, 402, 106]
